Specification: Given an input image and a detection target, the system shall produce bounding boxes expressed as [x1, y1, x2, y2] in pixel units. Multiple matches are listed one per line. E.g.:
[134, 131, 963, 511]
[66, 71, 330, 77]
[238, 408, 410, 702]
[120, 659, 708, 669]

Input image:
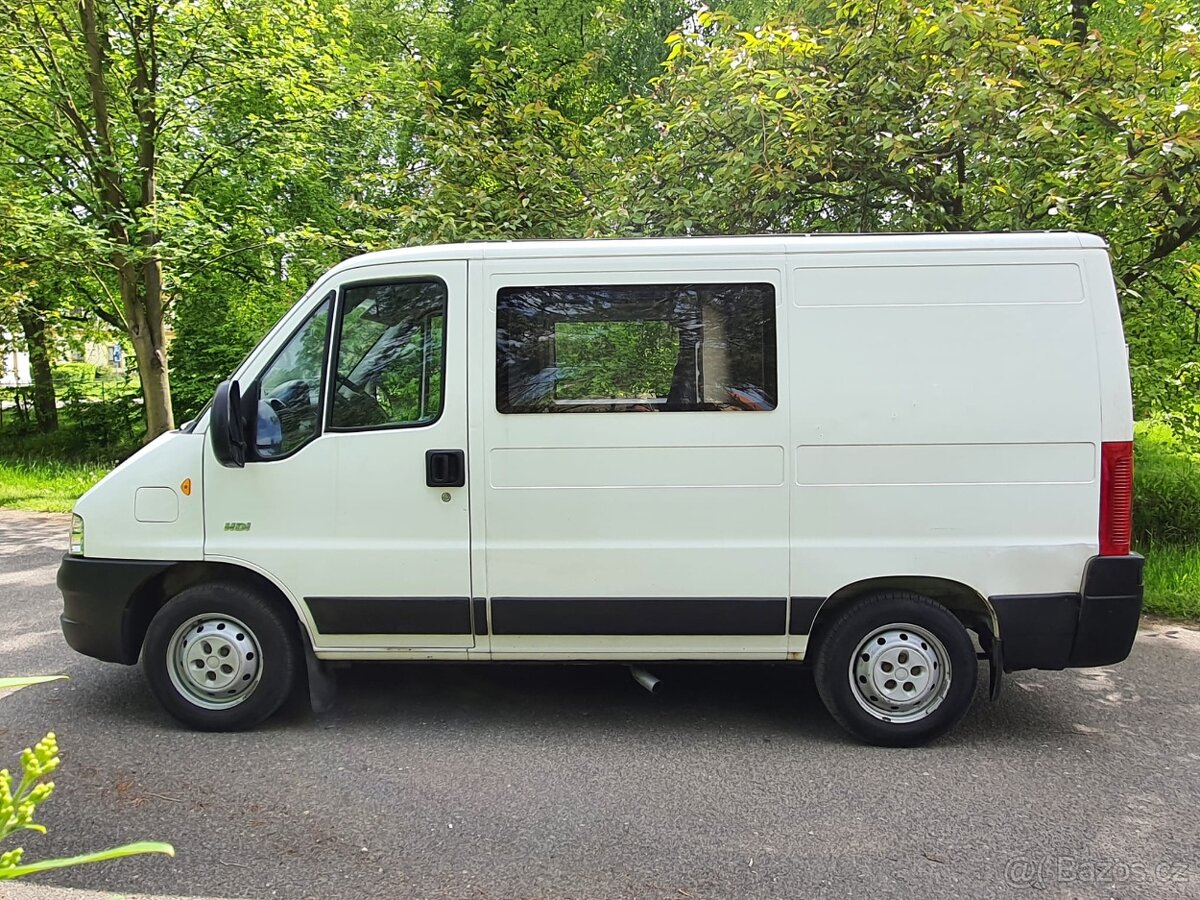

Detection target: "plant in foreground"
[0, 676, 174, 880]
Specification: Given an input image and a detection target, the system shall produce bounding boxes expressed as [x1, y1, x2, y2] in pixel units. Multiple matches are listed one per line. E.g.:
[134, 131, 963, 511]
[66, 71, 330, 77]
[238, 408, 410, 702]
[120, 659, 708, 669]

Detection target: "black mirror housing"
[211, 380, 246, 468]
[240, 380, 261, 459]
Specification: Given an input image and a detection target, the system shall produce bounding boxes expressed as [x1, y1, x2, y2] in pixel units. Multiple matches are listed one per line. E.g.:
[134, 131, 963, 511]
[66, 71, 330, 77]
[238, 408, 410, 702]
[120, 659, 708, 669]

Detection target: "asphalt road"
[2, 510, 1199, 900]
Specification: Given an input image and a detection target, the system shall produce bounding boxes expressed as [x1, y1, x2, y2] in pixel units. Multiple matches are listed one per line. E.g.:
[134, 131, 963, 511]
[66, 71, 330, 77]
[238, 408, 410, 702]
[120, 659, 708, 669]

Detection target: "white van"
[57, 233, 1143, 746]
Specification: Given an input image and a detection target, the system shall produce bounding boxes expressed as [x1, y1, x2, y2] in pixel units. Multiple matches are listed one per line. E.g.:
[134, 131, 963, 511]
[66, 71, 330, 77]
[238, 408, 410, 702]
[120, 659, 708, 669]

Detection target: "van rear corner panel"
[1081, 248, 1136, 442]
[787, 248, 1105, 598]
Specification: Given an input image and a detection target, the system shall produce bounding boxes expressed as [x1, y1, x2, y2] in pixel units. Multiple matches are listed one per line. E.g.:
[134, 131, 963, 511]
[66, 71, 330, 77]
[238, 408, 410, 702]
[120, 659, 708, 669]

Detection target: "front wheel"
[813, 591, 978, 747]
[142, 582, 301, 731]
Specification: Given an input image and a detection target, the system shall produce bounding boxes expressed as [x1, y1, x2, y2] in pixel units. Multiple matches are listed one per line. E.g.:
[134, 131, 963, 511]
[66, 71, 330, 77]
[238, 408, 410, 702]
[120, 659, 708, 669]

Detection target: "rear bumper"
[57, 554, 170, 665]
[991, 554, 1144, 672]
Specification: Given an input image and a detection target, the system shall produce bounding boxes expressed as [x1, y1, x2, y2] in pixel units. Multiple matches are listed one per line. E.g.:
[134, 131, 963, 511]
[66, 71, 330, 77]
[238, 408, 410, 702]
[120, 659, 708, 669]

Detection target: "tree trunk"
[119, 259, 174, 441]
[1071, 0, 1096, 42]
[132, 334, 173, 440]
[80, 0, 173, 441]
[16, 306, 59, 433]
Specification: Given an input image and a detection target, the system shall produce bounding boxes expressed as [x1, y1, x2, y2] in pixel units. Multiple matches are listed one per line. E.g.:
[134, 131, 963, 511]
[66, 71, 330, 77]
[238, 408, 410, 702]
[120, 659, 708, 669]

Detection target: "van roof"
[329, 231, 1107, 275]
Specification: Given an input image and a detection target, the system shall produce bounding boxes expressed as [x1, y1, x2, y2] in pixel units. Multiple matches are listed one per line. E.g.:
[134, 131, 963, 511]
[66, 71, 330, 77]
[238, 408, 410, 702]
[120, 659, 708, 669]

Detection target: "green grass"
[0, 458, 110, 513]
[1141, 543, 1200, 620]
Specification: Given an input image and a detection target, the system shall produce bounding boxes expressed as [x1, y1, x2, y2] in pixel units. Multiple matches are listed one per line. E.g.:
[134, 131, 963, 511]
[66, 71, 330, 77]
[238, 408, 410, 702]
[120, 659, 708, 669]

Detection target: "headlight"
[69, 514, 84, 556]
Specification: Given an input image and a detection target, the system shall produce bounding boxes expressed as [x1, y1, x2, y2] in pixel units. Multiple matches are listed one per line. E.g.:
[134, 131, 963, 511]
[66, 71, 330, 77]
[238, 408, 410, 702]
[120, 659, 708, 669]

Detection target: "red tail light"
[1100, 441, 1133, 556]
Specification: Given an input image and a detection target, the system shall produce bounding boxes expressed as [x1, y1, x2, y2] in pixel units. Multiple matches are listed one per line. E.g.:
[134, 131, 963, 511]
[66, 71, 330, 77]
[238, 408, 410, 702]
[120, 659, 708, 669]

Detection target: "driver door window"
[330, 280, 447, 430]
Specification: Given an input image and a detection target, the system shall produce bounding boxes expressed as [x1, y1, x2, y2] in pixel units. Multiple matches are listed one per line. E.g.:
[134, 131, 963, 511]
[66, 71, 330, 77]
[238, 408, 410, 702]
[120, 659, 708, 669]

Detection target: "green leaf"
[0, 843, 175, 880]
[0, 676, 67, 690]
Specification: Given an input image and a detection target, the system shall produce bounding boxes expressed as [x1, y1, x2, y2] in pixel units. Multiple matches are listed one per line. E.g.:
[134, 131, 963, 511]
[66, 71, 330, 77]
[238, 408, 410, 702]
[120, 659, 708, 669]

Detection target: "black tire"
[142, 582, 301, 731]
[813, 591, 977, 747]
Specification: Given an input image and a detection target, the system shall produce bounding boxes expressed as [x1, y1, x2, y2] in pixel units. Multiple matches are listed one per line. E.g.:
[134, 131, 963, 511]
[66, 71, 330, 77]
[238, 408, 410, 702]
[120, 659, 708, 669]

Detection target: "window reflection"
[331, 281, 447, 430]
[496, 283, 777, 413]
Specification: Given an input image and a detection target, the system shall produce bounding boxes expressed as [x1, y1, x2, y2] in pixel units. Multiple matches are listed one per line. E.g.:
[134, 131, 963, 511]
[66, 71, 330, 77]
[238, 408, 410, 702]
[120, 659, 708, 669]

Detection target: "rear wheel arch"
[812, 589, 980, 745]
[807, 576, 997, 658]
[126, 561, 312, 663]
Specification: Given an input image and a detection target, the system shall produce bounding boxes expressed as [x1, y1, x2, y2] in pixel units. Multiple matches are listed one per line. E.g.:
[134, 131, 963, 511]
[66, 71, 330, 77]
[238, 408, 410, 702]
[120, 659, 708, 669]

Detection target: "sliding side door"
[476, 255, 791, 659]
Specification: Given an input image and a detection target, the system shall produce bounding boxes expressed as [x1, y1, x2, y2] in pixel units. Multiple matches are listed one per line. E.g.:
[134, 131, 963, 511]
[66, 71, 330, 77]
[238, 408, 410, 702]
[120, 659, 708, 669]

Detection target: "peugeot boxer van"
[57, 233, 1143, 746]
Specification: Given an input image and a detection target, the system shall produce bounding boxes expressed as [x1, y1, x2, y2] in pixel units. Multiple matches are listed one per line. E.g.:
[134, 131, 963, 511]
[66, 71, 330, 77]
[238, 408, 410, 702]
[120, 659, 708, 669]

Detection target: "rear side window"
[496, 283, 777, 413]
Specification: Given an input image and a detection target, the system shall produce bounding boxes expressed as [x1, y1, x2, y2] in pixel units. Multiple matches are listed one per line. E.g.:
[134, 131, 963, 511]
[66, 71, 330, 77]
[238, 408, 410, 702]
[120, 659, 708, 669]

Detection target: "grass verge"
[0, 458, 110, 513]
[1141, 543, 1200, 620]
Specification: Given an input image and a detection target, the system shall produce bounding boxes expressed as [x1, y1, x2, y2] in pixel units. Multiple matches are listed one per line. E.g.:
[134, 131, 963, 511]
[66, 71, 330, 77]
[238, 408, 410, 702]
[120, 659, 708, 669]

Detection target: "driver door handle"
[426, 449, 465, 488]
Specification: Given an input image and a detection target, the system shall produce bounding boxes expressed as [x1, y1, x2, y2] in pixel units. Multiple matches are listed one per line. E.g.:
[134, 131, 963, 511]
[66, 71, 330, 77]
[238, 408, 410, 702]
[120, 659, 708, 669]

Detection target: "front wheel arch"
[142, 580, 302, 730]
[126, 561, 310, 664]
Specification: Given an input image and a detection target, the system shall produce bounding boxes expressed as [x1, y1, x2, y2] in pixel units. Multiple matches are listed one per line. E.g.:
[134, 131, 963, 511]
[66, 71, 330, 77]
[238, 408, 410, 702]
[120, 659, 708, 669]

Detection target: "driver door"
[203, 261, 474, 654]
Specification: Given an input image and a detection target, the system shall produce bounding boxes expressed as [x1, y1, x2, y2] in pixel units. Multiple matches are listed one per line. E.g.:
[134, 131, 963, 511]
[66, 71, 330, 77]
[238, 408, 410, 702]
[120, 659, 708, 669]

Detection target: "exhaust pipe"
[629, 665, 660, 694]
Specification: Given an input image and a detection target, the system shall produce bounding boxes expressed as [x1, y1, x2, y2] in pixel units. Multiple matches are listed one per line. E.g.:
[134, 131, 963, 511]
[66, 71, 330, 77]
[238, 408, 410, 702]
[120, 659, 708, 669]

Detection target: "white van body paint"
[66, 233, 1135, 666]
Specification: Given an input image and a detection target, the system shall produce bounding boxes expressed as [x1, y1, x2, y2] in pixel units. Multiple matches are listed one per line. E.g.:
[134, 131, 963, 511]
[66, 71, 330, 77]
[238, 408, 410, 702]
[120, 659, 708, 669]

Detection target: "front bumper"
[991, 554, 1145, 672]
[57, 554, 171, 664]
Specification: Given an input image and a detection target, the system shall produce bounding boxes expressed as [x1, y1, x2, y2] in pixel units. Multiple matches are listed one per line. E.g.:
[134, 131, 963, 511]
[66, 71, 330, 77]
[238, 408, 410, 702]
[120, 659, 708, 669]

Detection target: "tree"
[0, 259, 55, 433]
[338, 0, 695, 245]
[13, 288, 60, 435]
[604, 0, 1200, 414]
[0, 0, 388, 438]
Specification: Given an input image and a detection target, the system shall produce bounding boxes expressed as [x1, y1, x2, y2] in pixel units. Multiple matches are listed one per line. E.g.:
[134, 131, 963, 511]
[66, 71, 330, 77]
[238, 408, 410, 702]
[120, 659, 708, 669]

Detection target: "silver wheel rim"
[849, 623, 951, 723]
[166, 614, 263, 710]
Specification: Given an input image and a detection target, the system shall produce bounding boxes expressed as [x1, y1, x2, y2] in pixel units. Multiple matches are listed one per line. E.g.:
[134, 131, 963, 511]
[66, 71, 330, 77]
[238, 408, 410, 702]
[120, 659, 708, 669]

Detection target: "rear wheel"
[142, 582, 300, 731]
[814, 591, 977, 746]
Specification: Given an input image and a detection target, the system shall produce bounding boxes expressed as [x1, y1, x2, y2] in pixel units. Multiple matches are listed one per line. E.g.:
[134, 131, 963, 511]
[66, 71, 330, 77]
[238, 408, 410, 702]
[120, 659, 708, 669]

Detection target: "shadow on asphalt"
[51, 656, 1082, 749]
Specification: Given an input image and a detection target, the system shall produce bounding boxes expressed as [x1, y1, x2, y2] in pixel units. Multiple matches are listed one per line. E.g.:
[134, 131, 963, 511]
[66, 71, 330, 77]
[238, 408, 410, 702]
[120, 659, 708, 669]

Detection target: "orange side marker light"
[180, 478, 192, 497]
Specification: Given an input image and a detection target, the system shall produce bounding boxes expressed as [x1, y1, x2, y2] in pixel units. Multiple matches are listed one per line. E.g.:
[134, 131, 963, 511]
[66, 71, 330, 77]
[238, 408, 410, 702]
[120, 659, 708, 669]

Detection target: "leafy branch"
[0, 676, 174, 881]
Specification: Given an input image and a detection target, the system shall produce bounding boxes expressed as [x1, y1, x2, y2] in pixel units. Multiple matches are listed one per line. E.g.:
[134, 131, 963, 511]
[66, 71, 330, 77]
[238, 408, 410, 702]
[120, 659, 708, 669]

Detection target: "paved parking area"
[2, 510, 1199, 899]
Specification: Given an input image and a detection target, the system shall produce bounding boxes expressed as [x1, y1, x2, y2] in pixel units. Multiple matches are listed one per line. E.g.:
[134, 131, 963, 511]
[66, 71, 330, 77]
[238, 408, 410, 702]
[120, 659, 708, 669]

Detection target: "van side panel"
[788, 250, 1102, 626]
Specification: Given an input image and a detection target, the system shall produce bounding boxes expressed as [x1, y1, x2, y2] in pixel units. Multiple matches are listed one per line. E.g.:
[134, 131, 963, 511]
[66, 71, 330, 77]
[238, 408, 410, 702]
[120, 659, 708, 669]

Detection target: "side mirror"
[211, 380, 247, 468]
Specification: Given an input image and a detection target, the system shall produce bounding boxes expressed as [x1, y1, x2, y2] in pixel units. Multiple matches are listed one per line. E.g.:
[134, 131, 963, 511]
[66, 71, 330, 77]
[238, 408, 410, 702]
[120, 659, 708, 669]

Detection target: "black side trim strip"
[490, 597, 786, 636]
[305, 597, 471, 635]
[472, 597, 488, 636]
[788, 597, 825, 635]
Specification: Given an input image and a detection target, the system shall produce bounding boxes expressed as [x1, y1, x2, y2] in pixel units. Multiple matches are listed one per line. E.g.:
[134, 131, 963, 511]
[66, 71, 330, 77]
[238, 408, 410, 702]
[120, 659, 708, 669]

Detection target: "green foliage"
[555, 321, 678, 400]
[1134, 422, 1200, 547]
[0, 413, 139, 465]
[171, 277, 296, 421]
[2, 361, 141, 460]
[420, 0, 691, 120]
[1159, 362, 1200, 452]
[0, 701, 174, 881]
[2, 0, 1199, 448]
[0, 0, 413, 435]
[606, 0, 1200, 422]
[374, 322, 444, 424]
